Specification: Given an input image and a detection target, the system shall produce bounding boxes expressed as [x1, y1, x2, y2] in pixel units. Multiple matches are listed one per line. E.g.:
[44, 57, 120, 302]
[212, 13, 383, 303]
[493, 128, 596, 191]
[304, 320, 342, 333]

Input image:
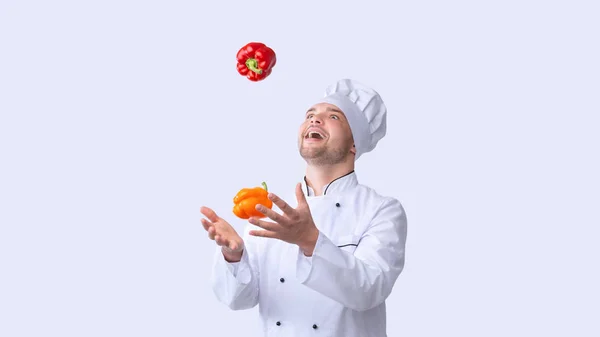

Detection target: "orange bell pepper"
[233, 182, 273, 219]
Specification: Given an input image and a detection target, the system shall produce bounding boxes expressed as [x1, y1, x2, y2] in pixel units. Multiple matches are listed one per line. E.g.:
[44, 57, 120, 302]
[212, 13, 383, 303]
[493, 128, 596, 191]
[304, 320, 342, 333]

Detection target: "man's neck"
[304, 163, 354, 196]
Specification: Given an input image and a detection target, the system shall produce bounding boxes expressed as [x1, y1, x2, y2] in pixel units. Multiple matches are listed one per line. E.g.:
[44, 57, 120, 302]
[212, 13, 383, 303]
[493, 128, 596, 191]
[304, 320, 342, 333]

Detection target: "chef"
[200, 78, 408, 336]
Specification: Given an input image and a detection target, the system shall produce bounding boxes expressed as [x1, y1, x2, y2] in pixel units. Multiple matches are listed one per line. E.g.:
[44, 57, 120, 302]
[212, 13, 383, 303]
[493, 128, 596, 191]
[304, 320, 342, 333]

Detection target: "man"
[200, 79, 408, 336]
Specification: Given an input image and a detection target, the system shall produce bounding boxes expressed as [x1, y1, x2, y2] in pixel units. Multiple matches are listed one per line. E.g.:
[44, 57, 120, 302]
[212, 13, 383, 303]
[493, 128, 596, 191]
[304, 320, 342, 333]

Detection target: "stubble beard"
[299, 140, 351, 166]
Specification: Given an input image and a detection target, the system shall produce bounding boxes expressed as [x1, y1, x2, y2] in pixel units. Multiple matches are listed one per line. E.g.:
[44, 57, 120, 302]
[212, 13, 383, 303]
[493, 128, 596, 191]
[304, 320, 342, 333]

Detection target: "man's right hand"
[200, 206, 244, 262]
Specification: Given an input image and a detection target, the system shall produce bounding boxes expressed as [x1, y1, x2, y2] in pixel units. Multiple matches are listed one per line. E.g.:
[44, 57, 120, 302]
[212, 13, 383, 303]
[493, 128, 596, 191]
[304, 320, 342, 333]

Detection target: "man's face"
[298, 103, 355, 165]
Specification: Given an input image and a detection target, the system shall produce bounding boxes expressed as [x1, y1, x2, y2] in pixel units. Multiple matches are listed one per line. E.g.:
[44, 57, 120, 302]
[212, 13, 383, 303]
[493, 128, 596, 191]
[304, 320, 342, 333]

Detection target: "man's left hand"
[248, 183, 319, 256]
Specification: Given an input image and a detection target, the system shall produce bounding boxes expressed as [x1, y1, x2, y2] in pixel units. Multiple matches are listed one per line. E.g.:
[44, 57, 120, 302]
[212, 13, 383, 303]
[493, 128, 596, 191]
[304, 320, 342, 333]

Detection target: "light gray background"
[1, 0, 599, 336]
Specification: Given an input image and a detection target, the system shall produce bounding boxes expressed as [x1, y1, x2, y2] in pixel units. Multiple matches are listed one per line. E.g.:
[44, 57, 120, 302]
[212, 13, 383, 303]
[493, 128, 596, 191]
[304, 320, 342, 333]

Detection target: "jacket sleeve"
[210, 224, 262, 310]
[294, 197, 408, 312]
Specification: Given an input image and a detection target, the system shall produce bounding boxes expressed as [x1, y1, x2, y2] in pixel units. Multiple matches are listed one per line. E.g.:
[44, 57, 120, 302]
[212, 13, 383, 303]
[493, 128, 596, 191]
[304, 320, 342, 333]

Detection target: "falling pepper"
[236, 42, 277, 82]
[233, 181, 273, 219]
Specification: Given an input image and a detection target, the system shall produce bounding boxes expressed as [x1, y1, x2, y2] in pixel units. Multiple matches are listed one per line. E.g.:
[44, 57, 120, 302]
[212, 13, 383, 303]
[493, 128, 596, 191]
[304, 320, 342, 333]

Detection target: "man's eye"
[331, 115, 339, 120]
[306, 114, 313, 119]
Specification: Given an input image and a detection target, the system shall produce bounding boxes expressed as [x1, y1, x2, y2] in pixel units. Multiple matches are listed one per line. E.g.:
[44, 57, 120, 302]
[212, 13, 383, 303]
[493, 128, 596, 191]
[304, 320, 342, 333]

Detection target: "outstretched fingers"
[201, 218, 212, 231]
[248, 217, 279, 232]
[249, 229, 278, 239]
[256, 204, 286, 225]
[268, 193, 297, 218]
[214, 234, 228, 247]
[200, 206, 219, 222]
[207, 226, 216, 240]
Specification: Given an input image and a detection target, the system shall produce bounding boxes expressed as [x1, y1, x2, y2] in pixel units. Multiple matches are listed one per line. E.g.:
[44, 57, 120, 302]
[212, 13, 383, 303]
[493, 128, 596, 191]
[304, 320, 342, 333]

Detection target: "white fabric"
[316, 79, 388, 160]
[210, 171, 408, 337]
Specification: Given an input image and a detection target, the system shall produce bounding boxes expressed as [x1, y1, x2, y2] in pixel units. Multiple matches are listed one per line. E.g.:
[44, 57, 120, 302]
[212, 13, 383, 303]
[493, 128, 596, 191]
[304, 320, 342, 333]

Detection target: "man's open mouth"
[305, 130, 325, 140]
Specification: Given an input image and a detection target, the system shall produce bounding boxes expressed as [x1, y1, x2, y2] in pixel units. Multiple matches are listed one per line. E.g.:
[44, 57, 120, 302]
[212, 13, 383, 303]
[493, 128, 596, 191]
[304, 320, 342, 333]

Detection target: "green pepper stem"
[246, 58, 263, 74]
[261, 181, 268, 191]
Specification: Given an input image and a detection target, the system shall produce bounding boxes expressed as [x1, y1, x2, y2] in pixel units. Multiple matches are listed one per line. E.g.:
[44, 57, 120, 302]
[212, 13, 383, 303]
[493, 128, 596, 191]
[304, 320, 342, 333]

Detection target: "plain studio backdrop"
[1, 0, 598, 336]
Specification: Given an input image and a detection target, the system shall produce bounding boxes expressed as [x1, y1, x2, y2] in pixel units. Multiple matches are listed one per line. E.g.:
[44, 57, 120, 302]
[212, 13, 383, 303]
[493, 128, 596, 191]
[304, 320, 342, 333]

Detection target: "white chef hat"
[315, 78, 387, 160]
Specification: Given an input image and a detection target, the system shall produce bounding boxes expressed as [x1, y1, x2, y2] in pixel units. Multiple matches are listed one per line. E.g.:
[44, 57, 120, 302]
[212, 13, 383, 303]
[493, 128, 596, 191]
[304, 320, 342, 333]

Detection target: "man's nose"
[310, 115, 323, 124]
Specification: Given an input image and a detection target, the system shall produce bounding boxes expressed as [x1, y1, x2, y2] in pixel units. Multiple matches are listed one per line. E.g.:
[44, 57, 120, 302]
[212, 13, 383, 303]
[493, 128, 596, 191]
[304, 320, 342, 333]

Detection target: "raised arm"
[201, 206, 261, 310]
[295, 198, 407, 311]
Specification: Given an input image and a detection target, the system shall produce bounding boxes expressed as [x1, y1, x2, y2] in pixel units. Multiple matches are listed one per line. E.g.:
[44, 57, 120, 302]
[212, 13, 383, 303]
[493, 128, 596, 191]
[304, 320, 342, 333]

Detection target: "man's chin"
[299, 148, 325, 159]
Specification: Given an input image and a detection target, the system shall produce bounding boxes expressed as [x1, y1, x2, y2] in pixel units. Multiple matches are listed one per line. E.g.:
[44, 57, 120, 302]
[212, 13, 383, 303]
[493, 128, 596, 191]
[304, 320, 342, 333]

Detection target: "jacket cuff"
[214, 246, 252, 285]
[294, 230, 332, 283]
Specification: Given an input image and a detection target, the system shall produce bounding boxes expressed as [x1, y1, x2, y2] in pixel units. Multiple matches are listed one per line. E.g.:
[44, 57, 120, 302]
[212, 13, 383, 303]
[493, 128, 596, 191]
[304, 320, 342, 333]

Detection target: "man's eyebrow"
[305, 107, 344, 114]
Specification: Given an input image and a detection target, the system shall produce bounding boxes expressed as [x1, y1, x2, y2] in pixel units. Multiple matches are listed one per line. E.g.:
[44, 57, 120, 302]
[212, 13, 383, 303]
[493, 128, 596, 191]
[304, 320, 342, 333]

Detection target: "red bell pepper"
[236, 42, 277, 82]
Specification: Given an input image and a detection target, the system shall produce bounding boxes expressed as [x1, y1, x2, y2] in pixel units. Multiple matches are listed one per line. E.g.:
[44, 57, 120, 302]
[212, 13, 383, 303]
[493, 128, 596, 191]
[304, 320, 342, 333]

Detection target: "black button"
[280, 277, 285, 283]
[335, 202, 340, 207]
[313, 324, 318, 329]
[276, 321, 281, 326]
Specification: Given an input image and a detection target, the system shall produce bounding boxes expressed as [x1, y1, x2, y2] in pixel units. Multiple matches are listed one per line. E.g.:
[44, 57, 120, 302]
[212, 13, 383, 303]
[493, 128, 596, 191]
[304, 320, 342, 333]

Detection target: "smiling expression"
[298, 103, 355, 165]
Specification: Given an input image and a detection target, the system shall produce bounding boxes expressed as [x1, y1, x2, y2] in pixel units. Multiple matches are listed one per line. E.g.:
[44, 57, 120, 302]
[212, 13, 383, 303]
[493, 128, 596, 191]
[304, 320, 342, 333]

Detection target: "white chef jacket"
[210, 170, 408, 337]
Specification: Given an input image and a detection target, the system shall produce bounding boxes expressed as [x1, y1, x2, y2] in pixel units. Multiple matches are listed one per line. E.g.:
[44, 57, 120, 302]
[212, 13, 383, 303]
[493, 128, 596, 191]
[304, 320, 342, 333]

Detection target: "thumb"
[295, 182, 307, 205]
[228, 237, 244, 252]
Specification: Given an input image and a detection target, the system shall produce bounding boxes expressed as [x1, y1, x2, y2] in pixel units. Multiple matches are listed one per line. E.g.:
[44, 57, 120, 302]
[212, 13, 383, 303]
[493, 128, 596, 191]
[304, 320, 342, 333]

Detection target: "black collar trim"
[304, 170, 355, 196]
